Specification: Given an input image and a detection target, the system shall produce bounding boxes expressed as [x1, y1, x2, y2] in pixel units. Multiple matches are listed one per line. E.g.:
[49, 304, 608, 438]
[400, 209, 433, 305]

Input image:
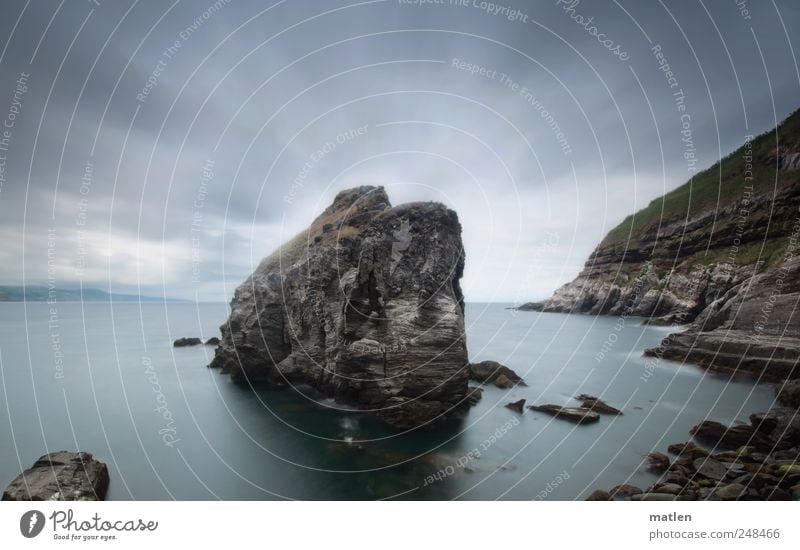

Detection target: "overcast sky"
[0, 0, 798, 302]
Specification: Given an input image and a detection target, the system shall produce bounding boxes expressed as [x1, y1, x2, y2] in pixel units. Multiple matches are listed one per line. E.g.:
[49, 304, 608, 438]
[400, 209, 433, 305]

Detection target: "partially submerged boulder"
[174, 337, 202, 347]
[576, 394, 623, 415]
[2, 451, 109, 501]
[468, 360, 526, 386]
[528, 404, 600, 424]
[505, 399, 526, 413]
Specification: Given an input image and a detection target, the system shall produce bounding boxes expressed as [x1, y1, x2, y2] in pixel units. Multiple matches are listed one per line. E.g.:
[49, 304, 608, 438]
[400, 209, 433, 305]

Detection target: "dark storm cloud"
[0, 0, 798, 301]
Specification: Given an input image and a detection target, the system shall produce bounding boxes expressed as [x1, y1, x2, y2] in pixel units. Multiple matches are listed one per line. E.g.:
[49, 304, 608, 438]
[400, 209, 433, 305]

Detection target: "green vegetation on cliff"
[603, 109, 800, 246]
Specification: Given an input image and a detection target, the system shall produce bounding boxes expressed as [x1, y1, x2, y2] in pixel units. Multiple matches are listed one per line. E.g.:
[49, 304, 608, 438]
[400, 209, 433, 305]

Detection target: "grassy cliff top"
[601, 108, 800, 246]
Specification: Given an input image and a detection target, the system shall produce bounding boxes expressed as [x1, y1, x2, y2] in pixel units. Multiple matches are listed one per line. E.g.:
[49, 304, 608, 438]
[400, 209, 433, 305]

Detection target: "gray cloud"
[0, 0, 798, 301]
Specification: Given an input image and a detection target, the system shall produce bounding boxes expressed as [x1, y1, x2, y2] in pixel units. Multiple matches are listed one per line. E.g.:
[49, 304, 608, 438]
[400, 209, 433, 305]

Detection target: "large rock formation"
[2, 451, 109, 501]
[209, 186, 469, 428]
[519, 109, 800, 381]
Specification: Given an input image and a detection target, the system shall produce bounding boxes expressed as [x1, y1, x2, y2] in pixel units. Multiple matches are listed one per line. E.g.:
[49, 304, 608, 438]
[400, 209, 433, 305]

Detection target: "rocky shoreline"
[587, 380, 800, 501]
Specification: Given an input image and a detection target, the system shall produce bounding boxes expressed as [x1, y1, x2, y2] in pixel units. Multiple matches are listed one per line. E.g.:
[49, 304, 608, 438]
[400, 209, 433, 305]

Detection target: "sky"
[0, 0, 798, 302]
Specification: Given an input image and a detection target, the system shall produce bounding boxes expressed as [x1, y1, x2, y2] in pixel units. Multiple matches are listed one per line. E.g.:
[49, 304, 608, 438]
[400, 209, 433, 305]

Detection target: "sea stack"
[209, 186, 469, 428]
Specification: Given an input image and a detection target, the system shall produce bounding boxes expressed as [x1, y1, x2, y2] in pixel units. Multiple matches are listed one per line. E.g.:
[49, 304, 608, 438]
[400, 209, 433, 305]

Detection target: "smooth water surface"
[0, 302, 778, 500]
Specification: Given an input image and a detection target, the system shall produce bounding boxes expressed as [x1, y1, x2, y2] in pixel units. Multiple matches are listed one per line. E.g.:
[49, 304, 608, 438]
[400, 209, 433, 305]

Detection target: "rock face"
[528, 404, 600, 424]
[519, 109, 800, 381]
[593, 407, 800, 501]
[2, 451, 109, 501]
[209, 186, 469, 428]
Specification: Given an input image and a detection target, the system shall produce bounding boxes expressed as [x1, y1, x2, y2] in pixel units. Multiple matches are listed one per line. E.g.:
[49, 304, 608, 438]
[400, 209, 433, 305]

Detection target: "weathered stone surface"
[174, 337, 202, 347]
[2, 451, 109, 501]
[466, 387, 483, 406]
[609, 484, 643, 498]
[654, 483, 683, 495]
[646, 452, 670, 473]
[693, 458, 728, 481]
[528, 404, 600, 424]
[690, 420, 767, 449]
[714, 483, 747, 500]
[576, 395, 623, 415]
[208, 186, 469, 428]
[468, 361, 526, 386]
[630, 493, 678, 501]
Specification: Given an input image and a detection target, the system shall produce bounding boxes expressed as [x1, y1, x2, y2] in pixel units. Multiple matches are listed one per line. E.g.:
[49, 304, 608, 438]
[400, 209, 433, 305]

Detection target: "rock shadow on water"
[220, 377, 471, 499]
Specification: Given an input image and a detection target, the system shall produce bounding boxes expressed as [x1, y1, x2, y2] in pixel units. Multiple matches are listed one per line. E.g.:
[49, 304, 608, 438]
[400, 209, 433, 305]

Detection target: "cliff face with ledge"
[209, 186, 469, 428]
[520, 109, 800, 380]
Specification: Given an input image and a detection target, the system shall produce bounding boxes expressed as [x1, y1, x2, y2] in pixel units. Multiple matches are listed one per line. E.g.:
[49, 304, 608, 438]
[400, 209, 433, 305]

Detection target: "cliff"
[520, 109, 800, 380]
[209, 186, 469, 428]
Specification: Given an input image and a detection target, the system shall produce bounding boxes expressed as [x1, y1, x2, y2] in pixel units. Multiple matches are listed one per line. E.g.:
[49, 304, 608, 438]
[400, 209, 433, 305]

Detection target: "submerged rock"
[690, 420, 768, 449]
[528, 404, 600, 424]
[466, 387, 483, 406]
[646, 452, 670, 473]
[2, 451, 109, 501]
[174, 337, 202, 347]
[208, 186, 469, 428]
[576, 395, 623, 415]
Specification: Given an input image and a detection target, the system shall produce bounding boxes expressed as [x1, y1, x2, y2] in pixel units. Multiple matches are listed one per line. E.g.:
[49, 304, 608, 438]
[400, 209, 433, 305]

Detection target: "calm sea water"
[0, 302, 777, 500]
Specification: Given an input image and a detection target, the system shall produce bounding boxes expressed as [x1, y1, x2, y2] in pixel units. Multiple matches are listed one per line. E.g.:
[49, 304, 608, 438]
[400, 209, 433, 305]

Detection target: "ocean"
[0, 301, 777, 500]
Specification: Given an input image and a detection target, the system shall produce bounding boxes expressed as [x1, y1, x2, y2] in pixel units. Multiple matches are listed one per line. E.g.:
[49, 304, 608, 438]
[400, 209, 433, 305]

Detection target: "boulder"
[468, 361, 526, 386]
[585, 489, 611, 501]
[693, 457, 728, 481]
[654, 483, 683, 495]
[505, 399, 526, 413]
[208, 186, 469, 428]
[667, 441, 709, 459]
[576, 395, 623, 415]
[630, 493, 678, 501]
[646, 452, 670, 473]
[777, 380, 800, 408]
[528, 404, 600, 424]
[714, 483, 746, 500]
[174, 337, 202, 347]
[466, 387, 483, 406]
[205, 337, 221, 346]
[690, 420, 767, 449]
[2, 451, 109, 501]
[493, 374, 514, 389]
[609, 484, 643, 498]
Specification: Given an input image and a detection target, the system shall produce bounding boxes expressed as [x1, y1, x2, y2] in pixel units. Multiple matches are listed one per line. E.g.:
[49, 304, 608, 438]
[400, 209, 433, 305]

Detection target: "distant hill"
[0, 286, 181, 302]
